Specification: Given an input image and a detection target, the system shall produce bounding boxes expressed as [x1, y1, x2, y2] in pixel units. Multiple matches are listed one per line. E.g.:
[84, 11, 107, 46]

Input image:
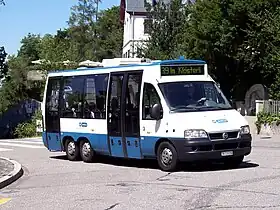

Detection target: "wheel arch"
[62, 136, 74, 151]
[154, 138, 177, 156]
[62, 136, 91, 150]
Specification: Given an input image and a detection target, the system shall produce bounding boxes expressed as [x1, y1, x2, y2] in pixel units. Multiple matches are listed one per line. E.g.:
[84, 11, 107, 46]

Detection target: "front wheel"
[157, 141, 178, 172]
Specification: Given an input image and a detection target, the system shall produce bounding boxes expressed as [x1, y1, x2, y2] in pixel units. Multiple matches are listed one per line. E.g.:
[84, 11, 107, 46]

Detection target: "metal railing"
[263, 100, 280, 115]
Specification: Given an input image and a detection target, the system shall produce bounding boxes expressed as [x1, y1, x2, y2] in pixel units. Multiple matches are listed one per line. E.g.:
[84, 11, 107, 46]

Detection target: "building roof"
[126, 0, 173, 13]
[120, 0, 195, 23]
[126, 0, 147, 13]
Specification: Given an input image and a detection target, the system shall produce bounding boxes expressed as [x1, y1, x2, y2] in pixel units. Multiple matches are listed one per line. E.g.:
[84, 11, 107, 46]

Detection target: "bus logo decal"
[212, 119, 228, 123]
[79, 122, 88, 127]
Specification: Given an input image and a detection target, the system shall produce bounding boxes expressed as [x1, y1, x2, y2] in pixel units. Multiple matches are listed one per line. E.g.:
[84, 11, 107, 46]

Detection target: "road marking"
[0, 148, 13, 151]
[0, 140, 43, 145]
[0, 197, 11, 205]
[0, 142, 45, 149]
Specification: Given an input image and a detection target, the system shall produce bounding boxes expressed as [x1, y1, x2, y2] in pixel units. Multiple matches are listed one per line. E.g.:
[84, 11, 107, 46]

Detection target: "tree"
[143, 0, 280, 100]
[140, 0, 191, 60]
[67, 0, 102, 61]
[68, 0, 101, 27]
[94, 6, 124, 60]
[184, 0, 280, 99]
[0, 46, 8, 79]
[18, 33, 41, 62]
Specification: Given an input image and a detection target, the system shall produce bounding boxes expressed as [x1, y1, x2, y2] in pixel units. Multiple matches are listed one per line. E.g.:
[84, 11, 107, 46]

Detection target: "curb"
[0, 137, 42, 142]
[12, 137, 42, 141]
[0, 157, 23, 189]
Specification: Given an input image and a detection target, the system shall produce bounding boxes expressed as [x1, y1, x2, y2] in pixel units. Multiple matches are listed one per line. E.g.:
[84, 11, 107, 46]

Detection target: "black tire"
[80, 140, 95, 163]
[65, 139, 80, 161]
[223, 155, 244, 168]
[156, 141, 178, 172]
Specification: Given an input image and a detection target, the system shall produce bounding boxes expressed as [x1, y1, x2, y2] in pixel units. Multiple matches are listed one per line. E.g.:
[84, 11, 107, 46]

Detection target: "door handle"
[127, 140, 130, 146]
[135, 140, 138, 147]
[118, 140, 121, 145]
[111, 139, 114, 145]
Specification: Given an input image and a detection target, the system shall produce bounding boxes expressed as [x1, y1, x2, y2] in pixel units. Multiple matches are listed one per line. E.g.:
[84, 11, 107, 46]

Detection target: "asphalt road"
[0, 135, 280, 210]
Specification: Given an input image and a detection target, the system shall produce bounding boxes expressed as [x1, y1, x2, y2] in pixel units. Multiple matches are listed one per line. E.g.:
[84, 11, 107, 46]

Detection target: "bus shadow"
[180, 160, 259, 172]
[50, 154, 259, 172]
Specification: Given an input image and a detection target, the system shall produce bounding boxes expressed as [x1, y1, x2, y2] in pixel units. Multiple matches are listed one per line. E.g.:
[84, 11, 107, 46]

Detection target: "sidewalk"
[0, 157, 23, 189]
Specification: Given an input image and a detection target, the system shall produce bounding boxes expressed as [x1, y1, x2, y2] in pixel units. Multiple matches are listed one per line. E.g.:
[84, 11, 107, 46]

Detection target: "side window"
[46, 78, 61, 112]
[142, 83, 161, 120]
[84, 74, 108, 119]
[61, 76, 85, 118]
[125, 73, 142, 136]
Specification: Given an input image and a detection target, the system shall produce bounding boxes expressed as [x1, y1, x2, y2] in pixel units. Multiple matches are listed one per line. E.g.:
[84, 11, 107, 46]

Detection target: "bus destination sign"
[160, 65, 204, 76]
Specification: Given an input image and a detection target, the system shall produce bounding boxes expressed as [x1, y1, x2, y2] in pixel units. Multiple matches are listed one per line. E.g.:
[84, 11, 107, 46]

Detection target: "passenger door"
[45, 77, 63, 151]
[140, 83, 163, 157]
[107, 73, 125, 157]
[107, 71, 143, 159]
[124, 72, 143, 159]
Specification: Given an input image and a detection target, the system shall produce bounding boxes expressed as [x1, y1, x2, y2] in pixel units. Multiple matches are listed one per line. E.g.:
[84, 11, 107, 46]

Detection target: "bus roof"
[48, 57, 207, 76]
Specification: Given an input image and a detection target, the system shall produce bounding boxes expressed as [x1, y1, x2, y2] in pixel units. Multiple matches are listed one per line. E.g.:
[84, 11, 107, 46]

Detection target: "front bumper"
[171, 134, 252, 162]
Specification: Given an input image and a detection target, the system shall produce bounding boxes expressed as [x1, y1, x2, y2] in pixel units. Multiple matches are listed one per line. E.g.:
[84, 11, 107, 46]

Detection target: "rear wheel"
[157, 141, 178, 172]
[80, 140, 95, 163]
[65, 139, 80, 161]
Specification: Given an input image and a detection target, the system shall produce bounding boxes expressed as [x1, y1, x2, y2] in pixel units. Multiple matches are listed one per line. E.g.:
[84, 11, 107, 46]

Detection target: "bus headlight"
[184, 129, 208, 139]
[240, 125, 250, 134]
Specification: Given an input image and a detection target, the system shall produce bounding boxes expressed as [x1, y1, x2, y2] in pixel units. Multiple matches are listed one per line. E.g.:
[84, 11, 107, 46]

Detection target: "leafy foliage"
[0, 46, 8, 79]
[14, 109, 42, 138]
[143, 0, 280, 100]
[0, 2, 123, 138]
[255, 111, 280, 134]
[0, 4, 123, 117]
[140, 0, 190, 60]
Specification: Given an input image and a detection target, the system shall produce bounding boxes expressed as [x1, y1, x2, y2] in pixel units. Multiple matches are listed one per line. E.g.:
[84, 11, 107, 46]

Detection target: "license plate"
[221, 151, 233, 156]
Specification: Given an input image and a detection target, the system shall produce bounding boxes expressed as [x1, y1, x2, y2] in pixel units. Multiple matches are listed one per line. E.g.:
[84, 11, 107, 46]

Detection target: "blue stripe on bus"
[48, 59, 206, 74]
[42, 132, 184, 159]
[61, 132, 110, 155]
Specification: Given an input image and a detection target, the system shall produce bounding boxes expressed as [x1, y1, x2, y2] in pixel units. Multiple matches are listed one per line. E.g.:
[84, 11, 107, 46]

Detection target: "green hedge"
[14, 109, 42, 138]
[255, 112, 280, 134]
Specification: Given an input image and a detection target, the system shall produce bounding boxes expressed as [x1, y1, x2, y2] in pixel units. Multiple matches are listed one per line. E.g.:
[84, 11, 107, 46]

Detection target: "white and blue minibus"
[41, 57, 252, 171]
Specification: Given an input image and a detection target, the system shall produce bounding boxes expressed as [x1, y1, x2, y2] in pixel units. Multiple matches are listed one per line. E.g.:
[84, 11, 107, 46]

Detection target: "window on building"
[144, 18, 151, 34]
[84, 74, 109, 119]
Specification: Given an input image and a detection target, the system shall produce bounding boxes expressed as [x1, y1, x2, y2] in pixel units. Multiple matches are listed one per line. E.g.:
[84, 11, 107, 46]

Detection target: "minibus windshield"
[158, 81, 233, 112]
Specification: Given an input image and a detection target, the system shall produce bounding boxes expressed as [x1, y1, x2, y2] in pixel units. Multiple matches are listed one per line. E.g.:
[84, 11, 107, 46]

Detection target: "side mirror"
[150, 103, 163, 120]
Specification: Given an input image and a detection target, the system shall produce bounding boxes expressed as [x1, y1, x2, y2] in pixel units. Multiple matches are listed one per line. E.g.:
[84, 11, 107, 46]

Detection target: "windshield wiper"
[195, 106, 224, 110]
[170, 106, 198, 111]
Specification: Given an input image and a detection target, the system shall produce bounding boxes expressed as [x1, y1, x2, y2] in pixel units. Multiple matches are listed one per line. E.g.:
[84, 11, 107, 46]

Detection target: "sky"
[0, 0, 120, 56]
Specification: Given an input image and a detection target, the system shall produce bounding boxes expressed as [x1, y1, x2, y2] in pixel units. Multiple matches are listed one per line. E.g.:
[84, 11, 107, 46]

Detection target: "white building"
[120, 0, 153, 58]
[120, 0, 194, 58]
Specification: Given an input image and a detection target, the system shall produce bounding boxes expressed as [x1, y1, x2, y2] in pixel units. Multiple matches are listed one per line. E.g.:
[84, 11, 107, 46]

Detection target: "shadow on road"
[50, 154, 259, 172]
